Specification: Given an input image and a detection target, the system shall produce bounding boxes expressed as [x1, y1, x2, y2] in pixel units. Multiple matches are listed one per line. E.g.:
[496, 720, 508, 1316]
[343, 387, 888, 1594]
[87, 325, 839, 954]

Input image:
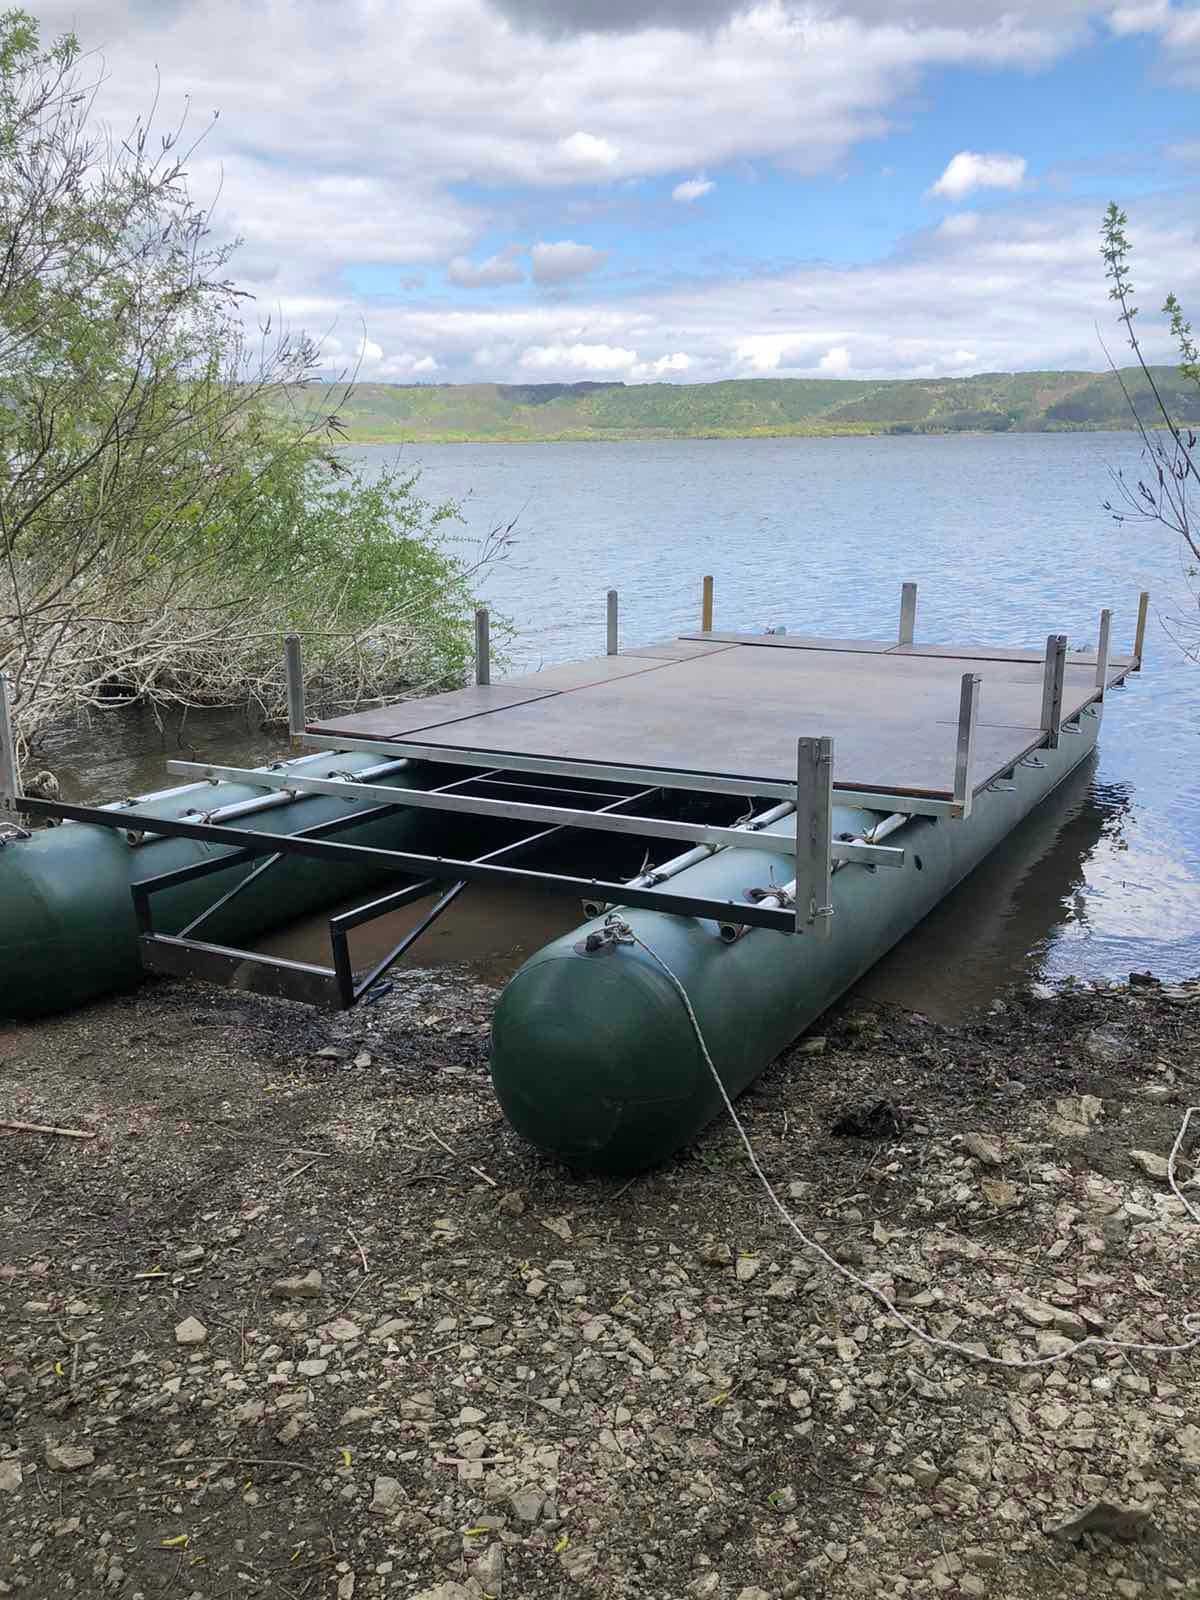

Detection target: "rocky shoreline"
[1, 969, 1198, 1600]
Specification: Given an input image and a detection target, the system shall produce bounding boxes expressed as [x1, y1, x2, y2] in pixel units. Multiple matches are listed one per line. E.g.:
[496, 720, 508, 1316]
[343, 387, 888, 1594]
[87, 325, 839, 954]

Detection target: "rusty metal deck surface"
[309, 634, 1128, 801]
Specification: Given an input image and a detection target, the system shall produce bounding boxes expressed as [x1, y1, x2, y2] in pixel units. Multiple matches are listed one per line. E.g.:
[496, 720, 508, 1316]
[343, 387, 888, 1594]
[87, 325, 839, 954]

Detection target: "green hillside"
[275, 367, 1200, 444]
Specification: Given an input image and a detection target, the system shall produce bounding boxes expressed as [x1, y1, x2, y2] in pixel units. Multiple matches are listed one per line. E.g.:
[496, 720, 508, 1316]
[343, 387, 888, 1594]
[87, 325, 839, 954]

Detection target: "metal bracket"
[1040, 633, 1067, 749]
[794, 736, 834, 939]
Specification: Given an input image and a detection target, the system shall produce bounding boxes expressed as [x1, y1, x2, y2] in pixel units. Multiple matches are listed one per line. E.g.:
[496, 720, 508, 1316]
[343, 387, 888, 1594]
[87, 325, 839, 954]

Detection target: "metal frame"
[162, 757, 907, 867]
[298, 730, 962, 817]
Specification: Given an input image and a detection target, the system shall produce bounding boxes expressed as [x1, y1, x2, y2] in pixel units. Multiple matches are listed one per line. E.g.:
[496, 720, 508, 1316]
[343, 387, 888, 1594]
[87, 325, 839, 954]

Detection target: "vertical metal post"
[701, 575, 714, 633]
[794, 736, 834, 940]
[474, 607, 491, 687]
[1094, 608, 1112, 699]
[606, 589, 619, 656]
[0, 673, 20, 813]
[1040, 634, 1067, 749]
[953, 672, 981, 819]
[284, 635, 305, 746]
[898, 581, 918, 646]
[1133, 590, 1149, 670]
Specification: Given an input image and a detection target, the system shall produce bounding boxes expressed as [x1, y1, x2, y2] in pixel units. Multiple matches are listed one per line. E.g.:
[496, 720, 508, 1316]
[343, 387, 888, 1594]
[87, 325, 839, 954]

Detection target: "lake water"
[47, 432, 1200, 1016]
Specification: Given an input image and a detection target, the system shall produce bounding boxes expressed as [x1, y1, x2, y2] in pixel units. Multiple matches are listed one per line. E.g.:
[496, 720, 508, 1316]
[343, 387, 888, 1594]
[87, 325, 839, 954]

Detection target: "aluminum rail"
[165, 758, 912, 867]
[18, 798, 801, 934]
[579, 798, 796, 919]
[298, 731, 962, 817]
[166, 759, 802, 857]
[718, 810, 910, 943]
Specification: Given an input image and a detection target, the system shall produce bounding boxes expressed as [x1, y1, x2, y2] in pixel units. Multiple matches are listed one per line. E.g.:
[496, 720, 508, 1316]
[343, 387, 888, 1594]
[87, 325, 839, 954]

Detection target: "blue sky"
[41, 0, 1200, 383]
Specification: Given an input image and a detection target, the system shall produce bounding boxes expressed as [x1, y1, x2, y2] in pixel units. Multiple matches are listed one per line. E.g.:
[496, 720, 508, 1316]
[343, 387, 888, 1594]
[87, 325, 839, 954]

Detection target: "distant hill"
[274, 368, 1200, 444]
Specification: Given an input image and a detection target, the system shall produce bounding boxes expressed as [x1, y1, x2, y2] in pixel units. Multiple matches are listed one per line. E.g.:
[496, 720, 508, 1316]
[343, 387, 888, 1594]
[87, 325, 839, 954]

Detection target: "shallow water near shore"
[44, 431, 1200, 1019]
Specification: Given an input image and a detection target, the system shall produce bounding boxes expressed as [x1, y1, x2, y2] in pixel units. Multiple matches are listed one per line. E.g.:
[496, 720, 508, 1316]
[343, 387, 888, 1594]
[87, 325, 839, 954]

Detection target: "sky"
[36, 0, 1200, 385]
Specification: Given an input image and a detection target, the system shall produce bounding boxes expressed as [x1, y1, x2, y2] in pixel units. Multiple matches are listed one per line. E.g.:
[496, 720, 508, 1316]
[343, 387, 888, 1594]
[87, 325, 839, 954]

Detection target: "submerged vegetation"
[0, 12, 498, 757]
[272, 366, 1200, 445]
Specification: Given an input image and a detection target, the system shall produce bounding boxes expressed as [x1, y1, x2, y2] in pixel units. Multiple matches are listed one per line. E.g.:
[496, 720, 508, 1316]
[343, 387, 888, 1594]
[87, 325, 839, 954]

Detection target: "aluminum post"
[953, 672, 981, 819]
[795, 736, 834, 939]
[1094, 608, 1112, 699]
[898, 581, 918, 646]
[474, 607, 491, 686]
[284, 635, 305, 744]
[1040, 633, 1068, 749]
[606, 589, 619, 656]
[0, 673, 19, 814]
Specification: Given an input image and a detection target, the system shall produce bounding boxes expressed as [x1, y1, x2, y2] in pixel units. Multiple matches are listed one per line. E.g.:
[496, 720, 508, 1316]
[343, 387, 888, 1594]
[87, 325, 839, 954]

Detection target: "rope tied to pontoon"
[601, 912, 1200, 1371]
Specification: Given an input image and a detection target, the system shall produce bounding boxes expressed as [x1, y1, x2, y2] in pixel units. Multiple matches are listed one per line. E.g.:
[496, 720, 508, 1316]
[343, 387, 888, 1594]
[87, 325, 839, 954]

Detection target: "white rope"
[601, 915, 1200, 1371]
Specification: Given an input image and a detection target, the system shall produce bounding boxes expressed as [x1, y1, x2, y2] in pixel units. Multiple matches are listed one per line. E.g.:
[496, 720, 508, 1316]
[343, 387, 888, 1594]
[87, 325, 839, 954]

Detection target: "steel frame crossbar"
[19, 794, 802, 1009]
[298, 731, 961, 816]
[162, 758, 905, 867]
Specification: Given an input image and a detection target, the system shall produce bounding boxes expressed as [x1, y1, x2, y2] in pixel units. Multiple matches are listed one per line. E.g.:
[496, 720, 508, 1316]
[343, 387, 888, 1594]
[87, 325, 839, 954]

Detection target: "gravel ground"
[2, 968, 1200, 1600]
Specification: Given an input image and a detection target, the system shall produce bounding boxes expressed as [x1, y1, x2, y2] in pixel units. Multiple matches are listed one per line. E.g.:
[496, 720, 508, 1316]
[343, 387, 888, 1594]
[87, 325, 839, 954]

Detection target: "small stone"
[1048, 1501, 1151, 1542]
[1178, 1425, 1200, 1465]
[1011, 1294, 1056, 1329]
[909, 1454, 939, 1488]
[769, 1485, 798, 1512]
[497, 1190, 526, 1216]
[963, 1132, 1004, 1167]
[321, 1317, 362, 1343]
[369, 1475, 403, 1516]
[981, 1179, 1021, 1210]
[797, 1036, 826, 1055]
[271, 1270, 323, 1300]
[174, 1317, 207, 1347]
[176, 1245, 205, 1266]
[735, 1590, 773, 1600]
[541, 1215, 572, 1242]
[473, 1543, 504, 1594]
[1050, 1095, 1104, 1137]
[1035, 1331, 1074, 1358]
[699, 1240, 732, 1266]
[1129, 1149, 1171, 1181]
[510, 1489, 543, 1523]
[525, 1278, 548, 1299]
[735, 1254, 760, 1282]
[297, 1358, 329, 1377]
[0, 1462, 22, 1492]
[316, 1046, 344, 1060]
[688, 1576, 720, 1598]
[44, 1443, 94, 1473]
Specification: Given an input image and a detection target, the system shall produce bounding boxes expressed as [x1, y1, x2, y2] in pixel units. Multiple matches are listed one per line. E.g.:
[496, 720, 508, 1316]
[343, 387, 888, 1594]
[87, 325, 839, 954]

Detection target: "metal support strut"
[898, 582, 918, 646]
[0, 673, 19, 815]
[475, 607, 491, 686]
[606, 589, 619, 656]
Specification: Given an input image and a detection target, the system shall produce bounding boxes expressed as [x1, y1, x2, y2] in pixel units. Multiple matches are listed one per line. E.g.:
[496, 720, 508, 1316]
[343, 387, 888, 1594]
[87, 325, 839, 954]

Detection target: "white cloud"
[937, 210, 981, 237]
[673, 175, 715, 202]
[447, 250, 526, 287]
[818, 345, 852, 375]
[559, 131, 620, 168]
[519, 342, 639, 372]
[929, 150, 1027, 200]
[530, 240, 606, 284]
[357, 336, 384, 363]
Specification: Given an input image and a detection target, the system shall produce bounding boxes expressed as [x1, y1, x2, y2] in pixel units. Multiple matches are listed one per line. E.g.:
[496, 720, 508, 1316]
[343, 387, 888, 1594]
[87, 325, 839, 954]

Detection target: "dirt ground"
[1, 965, 1199, 1600]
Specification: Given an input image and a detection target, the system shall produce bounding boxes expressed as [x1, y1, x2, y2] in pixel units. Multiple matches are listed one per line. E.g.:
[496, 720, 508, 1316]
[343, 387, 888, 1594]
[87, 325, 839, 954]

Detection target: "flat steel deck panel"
[312, 638, 1106, 800]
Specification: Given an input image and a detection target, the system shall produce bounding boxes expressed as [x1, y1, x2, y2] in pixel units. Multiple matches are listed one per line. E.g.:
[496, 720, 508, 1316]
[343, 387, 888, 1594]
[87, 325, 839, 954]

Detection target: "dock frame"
[4, 580, 1145, 1010]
